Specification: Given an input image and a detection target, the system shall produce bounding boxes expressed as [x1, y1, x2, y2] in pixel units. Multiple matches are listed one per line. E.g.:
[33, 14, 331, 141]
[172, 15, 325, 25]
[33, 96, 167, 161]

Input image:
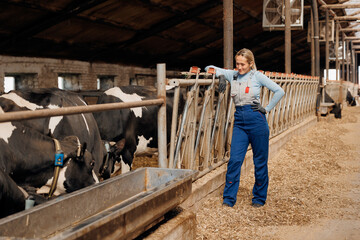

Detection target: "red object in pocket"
[245, 86, 249, 93]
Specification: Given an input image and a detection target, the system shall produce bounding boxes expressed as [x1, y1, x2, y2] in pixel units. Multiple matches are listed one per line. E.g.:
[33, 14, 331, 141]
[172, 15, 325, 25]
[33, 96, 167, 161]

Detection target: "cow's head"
[99, 141, 118, 180]
[330, 103, 342, 119]
[99, 139, 134, 176]
[63, 141, 99, 193]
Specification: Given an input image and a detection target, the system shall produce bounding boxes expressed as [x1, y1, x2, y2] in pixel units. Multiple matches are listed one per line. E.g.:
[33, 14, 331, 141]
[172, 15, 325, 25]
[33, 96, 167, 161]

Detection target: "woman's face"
[235, 55, 253, 75]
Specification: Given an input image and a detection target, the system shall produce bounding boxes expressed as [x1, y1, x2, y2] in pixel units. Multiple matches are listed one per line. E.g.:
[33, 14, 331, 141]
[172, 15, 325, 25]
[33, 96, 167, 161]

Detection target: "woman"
[205, 48, 284, 208]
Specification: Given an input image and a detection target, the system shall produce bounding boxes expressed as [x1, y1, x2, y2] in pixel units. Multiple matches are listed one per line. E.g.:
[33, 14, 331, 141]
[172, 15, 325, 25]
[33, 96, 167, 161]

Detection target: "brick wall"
[0, 55, 180, 92]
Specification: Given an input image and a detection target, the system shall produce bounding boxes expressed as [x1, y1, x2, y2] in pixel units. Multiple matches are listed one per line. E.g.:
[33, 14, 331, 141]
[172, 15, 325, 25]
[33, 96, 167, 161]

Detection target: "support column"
[223, 0, 233, 69]
[311, 0, 320, 77]
[325, 9, 329, 83]
[311, 10, 315, 76]
[342, 33, 345, 81]
[285, 0, 291, 73]
[157, 63, 167, 168]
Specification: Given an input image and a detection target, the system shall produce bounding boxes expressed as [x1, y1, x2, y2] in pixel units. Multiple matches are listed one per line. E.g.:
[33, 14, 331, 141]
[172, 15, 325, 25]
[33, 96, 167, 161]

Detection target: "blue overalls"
[223, 71, 270, 207]
[223, 105, 269, 206]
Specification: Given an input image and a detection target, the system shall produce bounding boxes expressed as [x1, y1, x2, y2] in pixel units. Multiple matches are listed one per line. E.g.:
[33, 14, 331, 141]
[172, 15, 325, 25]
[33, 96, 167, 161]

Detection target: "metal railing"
[167, 69, 319, 174]
[0, 64, 319, 174]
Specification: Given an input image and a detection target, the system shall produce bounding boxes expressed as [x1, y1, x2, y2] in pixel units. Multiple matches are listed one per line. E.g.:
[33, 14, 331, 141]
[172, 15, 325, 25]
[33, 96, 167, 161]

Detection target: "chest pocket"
[231, 81, 242, 105]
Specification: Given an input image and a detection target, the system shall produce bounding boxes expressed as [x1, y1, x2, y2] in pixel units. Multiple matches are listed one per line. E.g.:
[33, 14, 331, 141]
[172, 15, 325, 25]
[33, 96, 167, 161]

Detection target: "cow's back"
[0, 88, 106, 176]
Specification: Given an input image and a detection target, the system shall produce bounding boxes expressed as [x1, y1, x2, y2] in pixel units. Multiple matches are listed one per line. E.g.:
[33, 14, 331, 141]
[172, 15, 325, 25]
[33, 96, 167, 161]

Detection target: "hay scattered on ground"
[132, 155, 159, 169]
[196, 107, 360, 240]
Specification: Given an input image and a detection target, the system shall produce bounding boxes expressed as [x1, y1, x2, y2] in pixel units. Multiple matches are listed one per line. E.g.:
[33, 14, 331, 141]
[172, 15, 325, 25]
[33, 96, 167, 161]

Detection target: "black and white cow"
[316, 91, 342, 118]
[93, 86, 183, 173]
[0, 110, 98, 217]
[346, 89, 357, 106]
[0, 88, 111, 179]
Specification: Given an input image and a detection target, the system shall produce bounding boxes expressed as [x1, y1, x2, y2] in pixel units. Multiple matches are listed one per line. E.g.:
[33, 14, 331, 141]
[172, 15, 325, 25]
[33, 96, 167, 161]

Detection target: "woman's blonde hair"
[235, 48, 257, 71]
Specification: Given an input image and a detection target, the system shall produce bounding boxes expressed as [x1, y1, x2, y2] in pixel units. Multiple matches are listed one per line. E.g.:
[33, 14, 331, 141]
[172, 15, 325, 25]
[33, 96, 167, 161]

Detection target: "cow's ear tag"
[245, 87, 250, 93]
[55, 150, 64, 167]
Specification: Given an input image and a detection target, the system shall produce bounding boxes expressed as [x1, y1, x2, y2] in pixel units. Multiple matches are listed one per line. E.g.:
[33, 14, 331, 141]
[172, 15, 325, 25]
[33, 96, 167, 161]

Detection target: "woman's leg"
[223, 125, 249, 207]
[249, 127, 269, 205]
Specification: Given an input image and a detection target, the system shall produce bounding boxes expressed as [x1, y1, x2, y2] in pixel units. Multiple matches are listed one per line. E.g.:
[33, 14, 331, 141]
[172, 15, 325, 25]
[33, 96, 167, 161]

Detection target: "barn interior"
[0, 0, 357, 76]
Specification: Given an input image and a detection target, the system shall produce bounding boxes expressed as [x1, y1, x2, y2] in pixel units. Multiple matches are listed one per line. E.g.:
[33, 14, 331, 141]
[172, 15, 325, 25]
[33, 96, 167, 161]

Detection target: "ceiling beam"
[320, 4, 360, 9]
[340, 28, 360, 32]
[233, 3, 261, 21]
[0, 0, 108, 48]
[345, 37, 360, 40]
[334, 16, 360, 21]
[116, 1, 221, 49]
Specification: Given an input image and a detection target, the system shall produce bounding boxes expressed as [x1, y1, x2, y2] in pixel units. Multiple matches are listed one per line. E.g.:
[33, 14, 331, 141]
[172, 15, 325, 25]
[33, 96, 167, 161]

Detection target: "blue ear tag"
[55, 151, 64, 167]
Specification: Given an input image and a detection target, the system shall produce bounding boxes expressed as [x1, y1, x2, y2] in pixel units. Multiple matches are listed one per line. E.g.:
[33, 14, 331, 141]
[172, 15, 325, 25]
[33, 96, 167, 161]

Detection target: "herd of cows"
[0, 85, 358, 218]
[0, 86, 178, 218]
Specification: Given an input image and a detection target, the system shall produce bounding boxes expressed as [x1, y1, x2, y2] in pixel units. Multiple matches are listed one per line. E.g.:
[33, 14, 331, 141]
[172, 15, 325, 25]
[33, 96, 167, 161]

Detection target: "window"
[58, 74, 81, 90]
[4, 76, 15, 93]
[4, 73, 37, 92]
[97, 75, 115, 90]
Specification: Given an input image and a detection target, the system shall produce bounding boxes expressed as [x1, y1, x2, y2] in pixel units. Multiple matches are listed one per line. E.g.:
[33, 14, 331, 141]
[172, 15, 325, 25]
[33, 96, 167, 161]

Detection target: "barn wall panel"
[0, 55, 179, 92]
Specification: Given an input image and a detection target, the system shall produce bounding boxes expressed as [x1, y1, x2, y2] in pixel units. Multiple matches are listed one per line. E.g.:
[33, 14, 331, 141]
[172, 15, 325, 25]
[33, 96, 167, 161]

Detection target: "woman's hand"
[251, 101, 267, 114]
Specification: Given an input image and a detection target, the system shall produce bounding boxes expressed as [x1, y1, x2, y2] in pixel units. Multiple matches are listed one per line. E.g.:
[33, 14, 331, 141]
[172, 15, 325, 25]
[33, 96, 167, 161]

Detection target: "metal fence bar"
[167, 70, 319, 172]
[0, 99, 164, 123]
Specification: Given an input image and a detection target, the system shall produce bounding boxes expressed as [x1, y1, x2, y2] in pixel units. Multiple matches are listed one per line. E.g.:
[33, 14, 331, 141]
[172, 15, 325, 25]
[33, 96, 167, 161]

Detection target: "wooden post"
[347, 40, 350, 82]
[311, 10, 315, 76]
[157, 63, 167, 168]
[223, 0, 233, 69]
[325, 9, 329, 83]
[342, 32, 346, 81]
[336, 21, 343, 103]
[311, 0, 320, 77]
[285, 0, 291, 73]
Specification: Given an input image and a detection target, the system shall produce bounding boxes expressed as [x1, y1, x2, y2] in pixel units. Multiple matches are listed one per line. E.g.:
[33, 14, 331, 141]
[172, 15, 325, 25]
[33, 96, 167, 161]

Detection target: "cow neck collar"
[48, 138, 64, 198]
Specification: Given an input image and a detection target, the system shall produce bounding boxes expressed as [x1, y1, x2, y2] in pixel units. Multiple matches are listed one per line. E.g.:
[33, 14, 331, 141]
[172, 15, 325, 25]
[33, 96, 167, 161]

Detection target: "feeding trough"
[0, 167, 195, 240]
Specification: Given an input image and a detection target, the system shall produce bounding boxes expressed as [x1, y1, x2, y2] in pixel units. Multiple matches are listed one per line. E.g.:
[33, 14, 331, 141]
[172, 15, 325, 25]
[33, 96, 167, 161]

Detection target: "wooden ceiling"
[0, 0, 351, 74]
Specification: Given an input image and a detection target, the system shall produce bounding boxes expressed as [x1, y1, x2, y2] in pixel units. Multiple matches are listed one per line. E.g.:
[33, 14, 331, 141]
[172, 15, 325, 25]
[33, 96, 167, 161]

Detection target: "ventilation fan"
[262, 0, 304, 30]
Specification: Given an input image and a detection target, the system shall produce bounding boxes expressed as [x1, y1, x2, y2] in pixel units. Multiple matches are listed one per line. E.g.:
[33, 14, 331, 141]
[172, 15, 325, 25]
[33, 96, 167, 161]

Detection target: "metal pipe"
[223, 0, 233, 69]
[325, 9, 329, 85]
[342, 32, 346, 81]
[168, 86, 180, 169]
[311, 0, 321, 77]
[311, 10, 315, 76]
[194, 84, 213, 159]
[224, 98, 233, 139]
[157, 63, 167, 168]
[320, 3, 360, 9]
[335, 21, 339, 82]
[167, 79, 218, 86]
[285, 0, 291, 73]
[0, 98, 164, 123]
[347, 40, 350, 82]
[210, 94, 224, 149]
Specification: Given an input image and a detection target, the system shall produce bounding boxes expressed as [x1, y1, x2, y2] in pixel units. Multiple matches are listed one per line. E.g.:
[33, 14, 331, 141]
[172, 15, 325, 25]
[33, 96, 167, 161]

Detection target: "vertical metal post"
[311, 0, 320, 78]
[311, 10, 315, 76]
[223, 0, 233, 69]
[335, 21, 339, 81]
[157, 63, 167, 168]
[336, 21, 343, 103]
[352, 43, 356, 84]
[342, 33, 345, 81]
[347, 40, 350, 82]
[168, 86, 180, 169]
[325, 9, 329, 83]
[285, 0, 291, 73]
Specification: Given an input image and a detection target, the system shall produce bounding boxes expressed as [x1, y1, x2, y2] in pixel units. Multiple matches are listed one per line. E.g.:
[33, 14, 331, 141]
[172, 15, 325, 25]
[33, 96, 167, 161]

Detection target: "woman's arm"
[205, 65, 237, 82]
[257, 72, 285, 112]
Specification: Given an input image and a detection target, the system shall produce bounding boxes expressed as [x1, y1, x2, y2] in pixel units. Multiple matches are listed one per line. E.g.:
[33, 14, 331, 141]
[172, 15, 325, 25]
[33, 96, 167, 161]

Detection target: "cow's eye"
[90, 160, 95, 167]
